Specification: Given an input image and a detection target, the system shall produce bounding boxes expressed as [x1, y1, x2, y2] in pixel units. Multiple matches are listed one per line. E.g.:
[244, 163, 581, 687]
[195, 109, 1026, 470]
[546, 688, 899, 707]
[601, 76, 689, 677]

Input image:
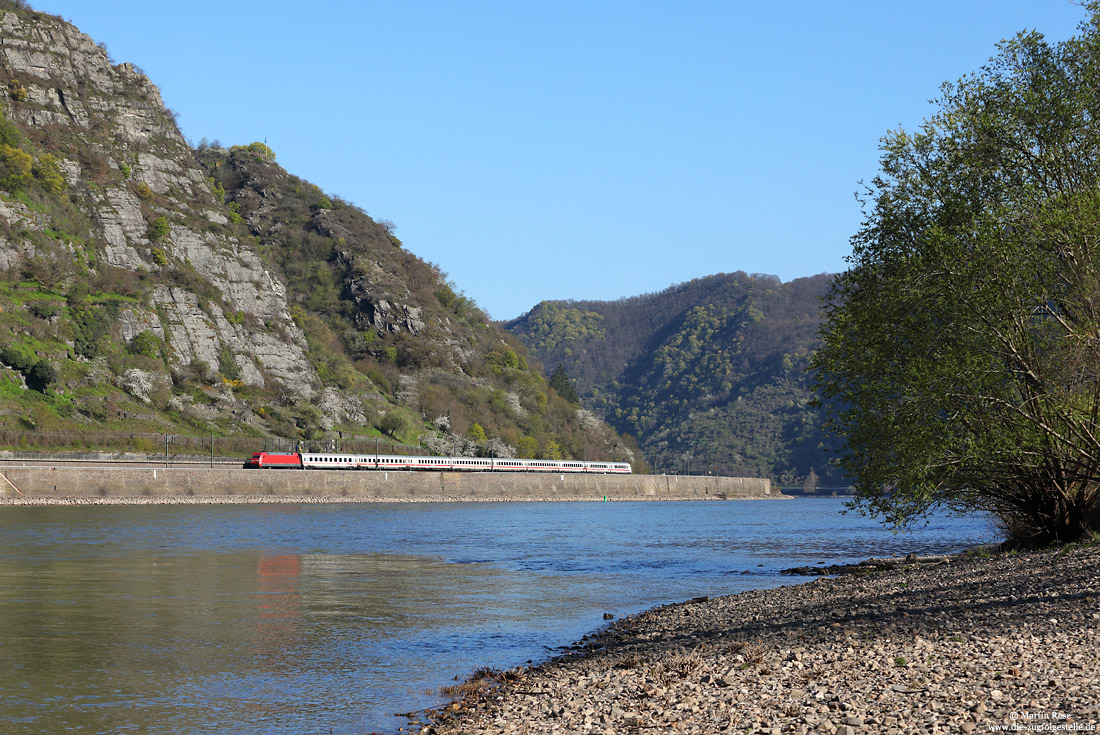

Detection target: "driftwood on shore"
[780, 552, 959, 577]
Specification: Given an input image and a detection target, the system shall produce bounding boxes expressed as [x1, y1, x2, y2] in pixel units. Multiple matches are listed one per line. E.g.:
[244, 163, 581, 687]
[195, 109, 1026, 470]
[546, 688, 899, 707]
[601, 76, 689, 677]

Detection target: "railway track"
[0, 458, 243, 469]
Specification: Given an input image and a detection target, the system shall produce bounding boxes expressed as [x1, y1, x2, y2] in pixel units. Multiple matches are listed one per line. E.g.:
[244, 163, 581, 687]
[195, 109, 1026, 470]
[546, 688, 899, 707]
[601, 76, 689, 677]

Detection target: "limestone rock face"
[116, 308, 164, 344]
[0, 8, 319, 396]
[347, 275, 426, 335]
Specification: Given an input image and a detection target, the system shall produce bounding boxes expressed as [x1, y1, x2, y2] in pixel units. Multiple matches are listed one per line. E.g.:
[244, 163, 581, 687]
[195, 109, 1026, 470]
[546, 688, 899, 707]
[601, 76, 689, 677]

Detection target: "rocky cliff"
[0, 4, 634, 466]
[0, 8, 314, 392]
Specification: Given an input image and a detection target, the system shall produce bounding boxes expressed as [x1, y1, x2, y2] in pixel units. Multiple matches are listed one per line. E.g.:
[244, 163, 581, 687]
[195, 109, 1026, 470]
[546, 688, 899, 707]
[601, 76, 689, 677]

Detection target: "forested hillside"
[507, 272, 841, 484]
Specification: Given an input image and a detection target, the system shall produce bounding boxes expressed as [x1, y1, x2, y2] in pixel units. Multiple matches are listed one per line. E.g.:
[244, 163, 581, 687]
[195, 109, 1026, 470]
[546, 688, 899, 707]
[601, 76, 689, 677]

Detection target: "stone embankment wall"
[0, 466, 774, 502]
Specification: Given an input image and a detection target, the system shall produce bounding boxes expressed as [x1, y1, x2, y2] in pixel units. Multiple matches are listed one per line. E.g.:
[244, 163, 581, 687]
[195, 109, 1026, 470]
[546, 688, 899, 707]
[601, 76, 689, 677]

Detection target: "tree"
[378, 411, 406, 439]
[549, 365, 580, 405]
[813, 9, 1100, 545]
[231, 141, 276, 162]
[26, 360, 58, 392]
[515, 436, 538, 458]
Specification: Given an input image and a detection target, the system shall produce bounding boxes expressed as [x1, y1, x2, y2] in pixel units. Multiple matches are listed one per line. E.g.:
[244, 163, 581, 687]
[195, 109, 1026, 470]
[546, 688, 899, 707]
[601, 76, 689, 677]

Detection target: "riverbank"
[419, 544, 1100, 735]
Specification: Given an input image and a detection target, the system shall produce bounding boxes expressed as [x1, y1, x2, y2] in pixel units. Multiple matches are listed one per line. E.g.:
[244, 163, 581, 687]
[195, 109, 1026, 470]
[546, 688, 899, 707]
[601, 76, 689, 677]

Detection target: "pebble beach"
[418, 544, 1100, 735]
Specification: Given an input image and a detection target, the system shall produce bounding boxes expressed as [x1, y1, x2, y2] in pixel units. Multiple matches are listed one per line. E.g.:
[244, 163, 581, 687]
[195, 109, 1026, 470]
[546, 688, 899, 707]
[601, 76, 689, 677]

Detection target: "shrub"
[26, 360, 57, 391]
[70, 304, 109, 359]
[0, 344, 34, 373]
[33, 153, 65, 194]
[217, 343, 241, 381]
[7, 78, 26, 102]
[134, 182, 154, 201]
[150, 247, 167, 266]
[183, 358, 212, 384]
[365, 367, 390, 392]
[128, 331, 161, 358]
[436, 285, 457, 308]
[0, 144, 32, 191]
[226, 201, 243, 224]
[148, 217, 169, 241]
[28, 300, 61, 320]
[0, 110, 19, 147]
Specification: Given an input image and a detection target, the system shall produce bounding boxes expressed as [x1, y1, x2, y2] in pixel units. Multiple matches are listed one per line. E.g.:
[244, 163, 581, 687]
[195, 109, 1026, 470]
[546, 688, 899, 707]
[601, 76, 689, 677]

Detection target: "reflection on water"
[0, 499, 993, 734]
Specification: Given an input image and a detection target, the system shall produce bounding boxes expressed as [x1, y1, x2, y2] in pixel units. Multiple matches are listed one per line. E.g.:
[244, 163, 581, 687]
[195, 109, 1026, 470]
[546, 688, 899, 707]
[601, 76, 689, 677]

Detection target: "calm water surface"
[0, 498, 993, 734]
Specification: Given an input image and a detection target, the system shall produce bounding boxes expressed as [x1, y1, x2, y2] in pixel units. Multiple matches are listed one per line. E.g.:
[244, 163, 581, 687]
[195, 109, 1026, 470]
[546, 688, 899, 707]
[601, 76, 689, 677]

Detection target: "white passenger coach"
[298, 453, 631, 473]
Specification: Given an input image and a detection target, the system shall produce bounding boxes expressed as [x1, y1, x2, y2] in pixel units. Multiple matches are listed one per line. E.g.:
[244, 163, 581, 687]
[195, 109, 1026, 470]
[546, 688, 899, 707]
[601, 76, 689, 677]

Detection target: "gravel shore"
[417, 544, 1100, 735]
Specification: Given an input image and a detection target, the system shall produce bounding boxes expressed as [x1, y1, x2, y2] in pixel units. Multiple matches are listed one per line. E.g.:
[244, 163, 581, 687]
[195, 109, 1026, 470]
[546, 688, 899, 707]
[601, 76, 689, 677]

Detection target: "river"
[0, 497, 993, 734]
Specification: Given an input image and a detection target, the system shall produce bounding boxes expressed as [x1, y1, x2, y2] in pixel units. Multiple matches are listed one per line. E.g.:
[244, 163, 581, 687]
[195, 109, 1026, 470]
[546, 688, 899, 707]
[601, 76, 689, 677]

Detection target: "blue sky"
[35, 1, 1087, 320]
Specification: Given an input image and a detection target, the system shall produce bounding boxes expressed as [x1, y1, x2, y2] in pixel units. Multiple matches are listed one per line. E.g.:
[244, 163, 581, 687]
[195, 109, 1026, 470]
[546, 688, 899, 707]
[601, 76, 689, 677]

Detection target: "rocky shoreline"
[415, 544, 1100, 735]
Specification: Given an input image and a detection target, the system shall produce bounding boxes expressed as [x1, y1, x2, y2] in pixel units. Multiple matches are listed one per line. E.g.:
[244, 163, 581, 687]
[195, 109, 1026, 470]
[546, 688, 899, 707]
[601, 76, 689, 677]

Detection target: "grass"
[663, 651, 704, 680]
[438, 666, 525, 699]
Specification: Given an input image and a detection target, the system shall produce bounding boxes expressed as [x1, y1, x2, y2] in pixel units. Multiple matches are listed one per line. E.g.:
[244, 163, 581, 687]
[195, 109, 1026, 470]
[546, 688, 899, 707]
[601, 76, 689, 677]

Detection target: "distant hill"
[506, 272, 842, 484]
[0, 3, 635, 466]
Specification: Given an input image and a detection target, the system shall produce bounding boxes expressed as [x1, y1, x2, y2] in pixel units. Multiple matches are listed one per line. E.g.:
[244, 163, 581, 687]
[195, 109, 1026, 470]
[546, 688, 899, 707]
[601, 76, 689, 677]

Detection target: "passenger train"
[244, 451, 632, 474]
